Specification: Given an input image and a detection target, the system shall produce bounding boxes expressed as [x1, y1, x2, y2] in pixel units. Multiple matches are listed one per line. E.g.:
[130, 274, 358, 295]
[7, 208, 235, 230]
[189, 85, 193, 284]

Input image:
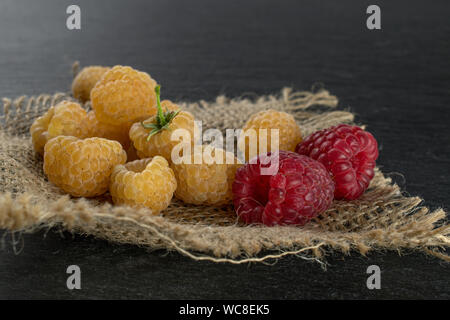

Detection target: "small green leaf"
[142, 85, 180, 141]
[141, 122, 158, 129]
[146, 128, 160, 141]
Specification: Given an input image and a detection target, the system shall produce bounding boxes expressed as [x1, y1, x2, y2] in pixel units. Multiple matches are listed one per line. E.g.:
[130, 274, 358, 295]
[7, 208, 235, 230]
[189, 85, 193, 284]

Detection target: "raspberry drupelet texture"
[72, 66, 110, 103]
[129, 86, 196, 163]
[84, 111, 131, 149]
[47, 101, 88, 139]
[232, 151, 334, 226]
[238, 109, 302, 162]
[30, 106, 55, 155]
[171, 145, 242, 205]
[90, 65, 158, 126]
[109, 157, 177, 213]
[295, 124, 379, 200]
[129, 111, 196, 161]
[30, 100, 88, 155]
[44, 136, 127, 197]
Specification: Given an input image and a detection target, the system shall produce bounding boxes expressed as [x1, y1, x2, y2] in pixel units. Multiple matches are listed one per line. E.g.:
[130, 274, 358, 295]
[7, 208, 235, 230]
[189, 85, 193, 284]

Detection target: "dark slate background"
[0, 0, 449, 299]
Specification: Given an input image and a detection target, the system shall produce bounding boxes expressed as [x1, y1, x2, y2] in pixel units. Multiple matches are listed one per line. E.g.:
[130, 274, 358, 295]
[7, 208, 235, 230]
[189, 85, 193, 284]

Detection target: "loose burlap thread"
[0, 87, 449, 265]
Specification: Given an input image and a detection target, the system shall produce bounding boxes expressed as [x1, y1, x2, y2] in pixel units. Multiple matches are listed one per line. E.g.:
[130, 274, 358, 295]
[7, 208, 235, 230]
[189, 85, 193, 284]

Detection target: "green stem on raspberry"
[142, 85, 180, 141]
[155, 85, 165, 126]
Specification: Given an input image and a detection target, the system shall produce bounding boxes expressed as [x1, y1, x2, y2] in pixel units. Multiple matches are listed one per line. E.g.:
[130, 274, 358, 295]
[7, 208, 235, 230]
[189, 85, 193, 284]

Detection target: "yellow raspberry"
[30, 106, 55, 155]
[129, 86, 196, 163]
[30, 101, 88, 155]
[44, 136, 126, 197]
[109, 157, 177, 213]
[171, 145, 241, 205]
[86, 99, 178, 150]
[90, 65, 158, 126]
[47, 101, 88, 138]
[130, 111, 196, 162]
[84, 111, 131, 149]
[238, 109, 302, 161]
[72, 66, 110, 103]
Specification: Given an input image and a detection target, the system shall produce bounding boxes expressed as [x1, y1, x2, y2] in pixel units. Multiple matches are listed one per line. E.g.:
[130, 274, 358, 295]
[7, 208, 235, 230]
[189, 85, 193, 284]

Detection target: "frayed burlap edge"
[0, 87, 449, 265]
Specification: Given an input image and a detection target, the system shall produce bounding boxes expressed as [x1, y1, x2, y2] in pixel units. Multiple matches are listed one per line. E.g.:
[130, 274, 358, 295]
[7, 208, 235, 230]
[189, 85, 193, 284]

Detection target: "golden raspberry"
[91, 65, 158, 126]
[238, 109, 302, 161]
[47, 101, 88, 138]
[30, 106, 55, 155]
[72, 66, 110, 103]
[44, 136, 126, 197]
[129, 87, 196, 163]
[109, 157, 177, 213]
[30, 101, 88, 155]
[93, 99, 178, 151]
[171, 145, 241, 205]
[84, 111, 131, 149]
[130, 110, 196, 162]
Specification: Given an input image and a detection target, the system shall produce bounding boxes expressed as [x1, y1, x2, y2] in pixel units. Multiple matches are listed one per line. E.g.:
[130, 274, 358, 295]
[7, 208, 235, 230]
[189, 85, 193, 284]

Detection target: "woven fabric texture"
[0, 87, 448, 264]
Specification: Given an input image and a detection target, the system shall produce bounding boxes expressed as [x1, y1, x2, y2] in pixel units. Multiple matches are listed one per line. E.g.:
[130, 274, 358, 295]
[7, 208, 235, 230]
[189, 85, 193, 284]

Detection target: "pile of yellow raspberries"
[30, 65, 303, 214]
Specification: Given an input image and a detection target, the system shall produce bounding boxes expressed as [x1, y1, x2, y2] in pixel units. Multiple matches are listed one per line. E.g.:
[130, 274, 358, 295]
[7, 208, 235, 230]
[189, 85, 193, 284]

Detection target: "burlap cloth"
[0, 87, 448, 265]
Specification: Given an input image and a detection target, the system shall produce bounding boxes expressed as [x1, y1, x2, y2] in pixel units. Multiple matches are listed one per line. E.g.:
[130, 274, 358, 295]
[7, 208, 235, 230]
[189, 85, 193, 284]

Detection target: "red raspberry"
[295, 124, 378, 200]
[232, 151, 334, 226]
